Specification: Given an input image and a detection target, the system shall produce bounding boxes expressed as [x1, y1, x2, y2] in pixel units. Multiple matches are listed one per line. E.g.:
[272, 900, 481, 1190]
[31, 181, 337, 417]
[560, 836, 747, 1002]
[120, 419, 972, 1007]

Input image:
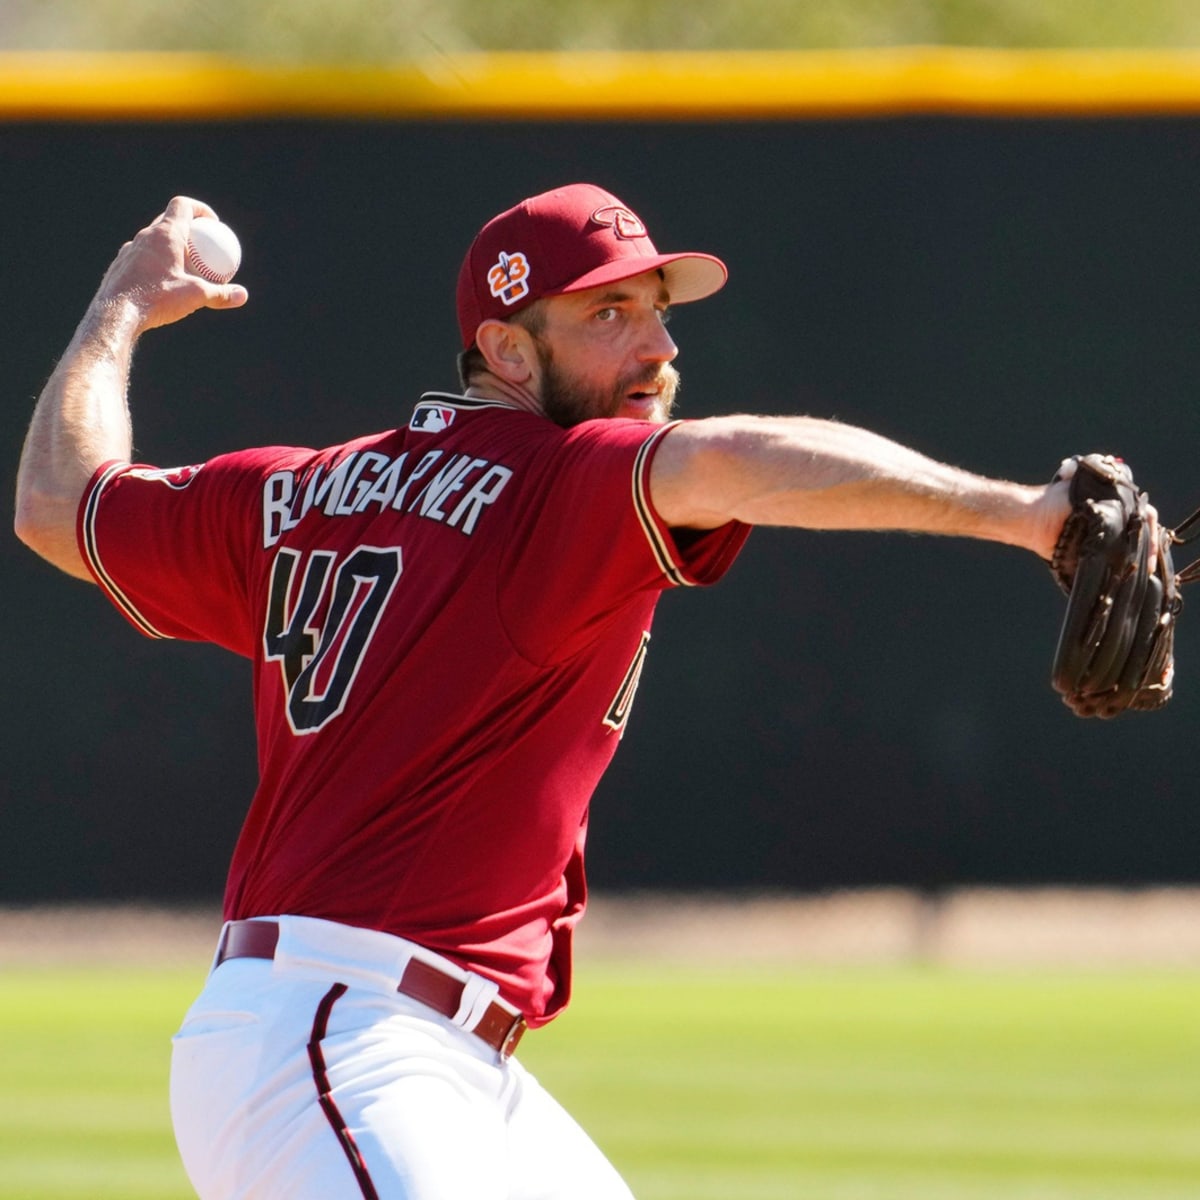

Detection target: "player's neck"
[464, 375, 545, 418]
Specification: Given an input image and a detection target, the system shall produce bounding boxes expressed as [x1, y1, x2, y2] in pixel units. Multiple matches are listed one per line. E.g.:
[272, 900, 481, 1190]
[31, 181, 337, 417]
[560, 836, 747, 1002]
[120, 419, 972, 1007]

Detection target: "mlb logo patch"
[410, 404, 456, 432]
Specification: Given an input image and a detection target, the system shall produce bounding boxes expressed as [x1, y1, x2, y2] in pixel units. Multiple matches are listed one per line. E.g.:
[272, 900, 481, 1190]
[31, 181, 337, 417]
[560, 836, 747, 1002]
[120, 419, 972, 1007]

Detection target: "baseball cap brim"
[556, 251, 728, 306]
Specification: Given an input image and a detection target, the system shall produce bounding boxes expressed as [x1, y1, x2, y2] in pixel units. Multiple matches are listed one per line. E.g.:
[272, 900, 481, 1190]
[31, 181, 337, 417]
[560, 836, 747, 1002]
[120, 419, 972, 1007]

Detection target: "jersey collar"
[416, 391, 525, 412]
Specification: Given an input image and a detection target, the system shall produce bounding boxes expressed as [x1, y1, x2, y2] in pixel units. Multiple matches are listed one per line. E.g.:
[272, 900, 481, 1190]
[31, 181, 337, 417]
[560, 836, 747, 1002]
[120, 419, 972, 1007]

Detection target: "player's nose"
[637, 314, 678, 364]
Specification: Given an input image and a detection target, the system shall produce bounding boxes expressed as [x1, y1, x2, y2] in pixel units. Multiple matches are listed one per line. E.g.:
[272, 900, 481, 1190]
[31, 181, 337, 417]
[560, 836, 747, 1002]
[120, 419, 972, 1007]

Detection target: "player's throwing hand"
[94, 196, 248, 333]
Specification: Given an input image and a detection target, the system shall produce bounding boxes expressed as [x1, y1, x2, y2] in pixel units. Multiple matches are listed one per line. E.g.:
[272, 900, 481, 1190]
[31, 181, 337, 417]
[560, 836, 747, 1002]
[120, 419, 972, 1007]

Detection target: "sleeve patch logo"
[125, 464, 204, 489]
[487, 251, 531, 306]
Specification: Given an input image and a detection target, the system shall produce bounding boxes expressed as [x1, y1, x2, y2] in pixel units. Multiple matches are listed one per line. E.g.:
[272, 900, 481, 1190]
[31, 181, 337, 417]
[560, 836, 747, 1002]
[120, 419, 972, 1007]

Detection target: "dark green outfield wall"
[5, 117, 1200, 900]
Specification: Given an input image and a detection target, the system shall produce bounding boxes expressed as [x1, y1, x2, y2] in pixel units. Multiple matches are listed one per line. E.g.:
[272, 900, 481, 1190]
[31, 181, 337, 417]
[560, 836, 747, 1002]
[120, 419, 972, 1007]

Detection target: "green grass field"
[1, 963, 1197, 1198]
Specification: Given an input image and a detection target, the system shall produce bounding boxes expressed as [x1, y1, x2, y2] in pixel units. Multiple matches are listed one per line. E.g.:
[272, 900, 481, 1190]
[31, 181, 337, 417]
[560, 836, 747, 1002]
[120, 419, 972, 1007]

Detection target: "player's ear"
[475, 319, 536, 384]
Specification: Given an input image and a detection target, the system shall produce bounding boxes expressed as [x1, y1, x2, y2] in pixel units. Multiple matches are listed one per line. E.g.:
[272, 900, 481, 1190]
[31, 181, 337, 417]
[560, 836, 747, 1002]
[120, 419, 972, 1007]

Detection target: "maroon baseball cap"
[455, 183, 728, 349]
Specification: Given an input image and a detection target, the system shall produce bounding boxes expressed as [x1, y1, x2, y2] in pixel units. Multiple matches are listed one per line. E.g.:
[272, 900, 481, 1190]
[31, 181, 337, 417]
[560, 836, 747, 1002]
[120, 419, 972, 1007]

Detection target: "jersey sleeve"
[77, 447, 301, 656]
[498, 418, 749, 662]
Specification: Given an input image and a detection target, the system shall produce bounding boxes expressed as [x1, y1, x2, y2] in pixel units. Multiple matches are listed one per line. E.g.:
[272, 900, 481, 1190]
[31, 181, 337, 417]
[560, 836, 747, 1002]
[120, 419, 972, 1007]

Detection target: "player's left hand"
[93, 196, 248, 333]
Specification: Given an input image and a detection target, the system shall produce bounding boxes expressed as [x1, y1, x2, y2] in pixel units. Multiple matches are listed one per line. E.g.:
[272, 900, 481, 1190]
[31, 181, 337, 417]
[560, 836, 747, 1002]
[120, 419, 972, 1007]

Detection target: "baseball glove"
[1049, 453, 1200, 718]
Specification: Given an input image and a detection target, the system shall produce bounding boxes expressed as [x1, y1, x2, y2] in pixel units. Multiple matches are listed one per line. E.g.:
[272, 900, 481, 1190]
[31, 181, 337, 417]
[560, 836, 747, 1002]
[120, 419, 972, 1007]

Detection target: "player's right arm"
[14, 196, 247, 580]
[649, 413, 1071, 563]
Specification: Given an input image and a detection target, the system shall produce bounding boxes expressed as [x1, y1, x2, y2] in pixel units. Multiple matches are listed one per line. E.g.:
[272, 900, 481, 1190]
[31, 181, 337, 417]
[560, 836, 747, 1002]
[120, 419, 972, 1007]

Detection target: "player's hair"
[457, 302, 548, 389]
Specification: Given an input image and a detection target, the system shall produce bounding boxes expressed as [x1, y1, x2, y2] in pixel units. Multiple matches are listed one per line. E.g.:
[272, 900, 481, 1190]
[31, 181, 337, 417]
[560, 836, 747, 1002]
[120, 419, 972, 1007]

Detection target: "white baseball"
[186, 216, 242, 284]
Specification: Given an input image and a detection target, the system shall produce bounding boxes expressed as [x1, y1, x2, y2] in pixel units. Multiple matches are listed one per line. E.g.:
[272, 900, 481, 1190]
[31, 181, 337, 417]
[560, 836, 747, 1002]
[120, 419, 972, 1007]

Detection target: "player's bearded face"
[532, 336, 680, 428]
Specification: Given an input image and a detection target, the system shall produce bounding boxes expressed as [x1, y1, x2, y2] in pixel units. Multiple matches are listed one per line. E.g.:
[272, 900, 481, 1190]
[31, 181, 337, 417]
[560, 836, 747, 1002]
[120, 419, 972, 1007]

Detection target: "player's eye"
[594, 307, 619, 322]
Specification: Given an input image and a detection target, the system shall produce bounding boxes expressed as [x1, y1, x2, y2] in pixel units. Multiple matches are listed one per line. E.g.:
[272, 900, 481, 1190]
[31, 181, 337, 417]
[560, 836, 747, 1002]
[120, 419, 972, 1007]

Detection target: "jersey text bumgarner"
[262, 448, 513, 548]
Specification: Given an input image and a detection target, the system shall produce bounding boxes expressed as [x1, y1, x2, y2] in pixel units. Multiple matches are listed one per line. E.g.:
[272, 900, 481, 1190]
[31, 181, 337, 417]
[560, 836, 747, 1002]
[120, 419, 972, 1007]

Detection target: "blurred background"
[4, 4, 1200, 929]
[4, 0, 1200, 54]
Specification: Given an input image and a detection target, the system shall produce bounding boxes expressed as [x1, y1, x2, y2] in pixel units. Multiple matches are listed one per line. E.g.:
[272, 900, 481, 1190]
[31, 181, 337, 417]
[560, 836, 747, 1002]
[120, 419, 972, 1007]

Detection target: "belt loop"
[210, 920, 233, 974]
[451, 972, 500, 1032]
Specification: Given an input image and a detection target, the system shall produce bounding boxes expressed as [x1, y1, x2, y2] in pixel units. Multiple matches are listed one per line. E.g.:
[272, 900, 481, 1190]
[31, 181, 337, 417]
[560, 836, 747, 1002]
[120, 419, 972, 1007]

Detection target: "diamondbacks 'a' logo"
[604, 631, 650, 735]
[590, 206, 648, 241]
[488, 251, 531, 306]
[410, 404, 456, 432]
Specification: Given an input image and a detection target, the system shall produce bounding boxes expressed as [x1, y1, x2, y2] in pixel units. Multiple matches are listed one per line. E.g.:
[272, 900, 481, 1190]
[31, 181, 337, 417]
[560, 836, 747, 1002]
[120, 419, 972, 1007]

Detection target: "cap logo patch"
[487, 251, 531, 306]
[591, 205, 647, 240]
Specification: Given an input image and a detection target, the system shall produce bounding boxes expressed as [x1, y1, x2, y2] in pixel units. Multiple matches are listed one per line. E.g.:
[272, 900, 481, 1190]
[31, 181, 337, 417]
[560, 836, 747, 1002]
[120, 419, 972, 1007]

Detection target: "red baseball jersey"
[77, 394, 749, 1023]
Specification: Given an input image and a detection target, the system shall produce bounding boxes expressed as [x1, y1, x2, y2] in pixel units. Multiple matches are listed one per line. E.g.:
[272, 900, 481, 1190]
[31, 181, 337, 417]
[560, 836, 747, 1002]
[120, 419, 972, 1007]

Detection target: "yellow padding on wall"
[5, 48, 1200, 120]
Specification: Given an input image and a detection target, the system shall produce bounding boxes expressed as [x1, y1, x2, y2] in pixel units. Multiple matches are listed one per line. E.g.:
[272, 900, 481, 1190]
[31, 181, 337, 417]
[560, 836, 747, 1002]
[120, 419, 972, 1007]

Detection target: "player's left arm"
[14, 196, 246, 580]
[648, 413, 1071, 560]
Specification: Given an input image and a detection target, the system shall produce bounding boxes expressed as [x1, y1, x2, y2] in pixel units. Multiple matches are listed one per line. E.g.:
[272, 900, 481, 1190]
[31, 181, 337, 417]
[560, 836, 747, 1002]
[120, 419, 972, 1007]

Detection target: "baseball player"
[15, 184, 1074, 1199]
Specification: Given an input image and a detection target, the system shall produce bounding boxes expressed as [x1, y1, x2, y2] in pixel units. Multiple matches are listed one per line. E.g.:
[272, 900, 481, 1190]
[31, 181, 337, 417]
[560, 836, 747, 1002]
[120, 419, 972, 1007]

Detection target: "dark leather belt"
[215, 919, 526, 1058]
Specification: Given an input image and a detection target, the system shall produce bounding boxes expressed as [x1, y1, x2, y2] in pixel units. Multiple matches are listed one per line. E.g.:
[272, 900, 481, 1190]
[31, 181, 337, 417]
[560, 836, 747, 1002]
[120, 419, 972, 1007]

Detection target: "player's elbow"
[14, 485, 91, 580]
[14, 502, 51, 559]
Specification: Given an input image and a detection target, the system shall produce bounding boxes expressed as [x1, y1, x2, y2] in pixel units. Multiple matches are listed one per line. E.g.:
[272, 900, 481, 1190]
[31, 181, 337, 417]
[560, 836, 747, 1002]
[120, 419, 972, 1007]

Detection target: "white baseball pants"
[169, 916, 634, 1199]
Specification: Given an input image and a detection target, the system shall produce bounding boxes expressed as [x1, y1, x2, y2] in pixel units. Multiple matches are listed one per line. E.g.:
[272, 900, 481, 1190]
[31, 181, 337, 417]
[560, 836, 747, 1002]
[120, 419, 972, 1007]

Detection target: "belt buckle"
[500, 1014, 527, 1059]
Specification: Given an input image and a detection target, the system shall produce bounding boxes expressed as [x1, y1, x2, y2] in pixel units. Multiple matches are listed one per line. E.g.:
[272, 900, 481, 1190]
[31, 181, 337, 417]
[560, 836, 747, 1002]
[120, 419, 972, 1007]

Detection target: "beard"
[534, 340, 680, 429]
